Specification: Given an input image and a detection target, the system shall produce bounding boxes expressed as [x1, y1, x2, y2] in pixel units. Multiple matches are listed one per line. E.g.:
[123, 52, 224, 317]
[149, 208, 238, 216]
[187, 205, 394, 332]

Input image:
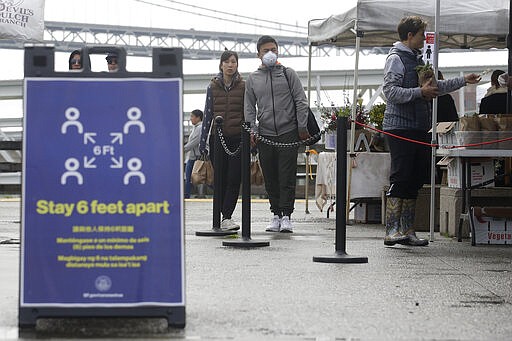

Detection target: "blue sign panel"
[21, 78, 184, 307]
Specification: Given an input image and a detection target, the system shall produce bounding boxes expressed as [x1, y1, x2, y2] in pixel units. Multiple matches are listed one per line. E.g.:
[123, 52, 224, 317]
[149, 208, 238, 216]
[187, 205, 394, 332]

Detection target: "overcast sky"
[42, 0, 355, 35]
[0, 0, 359, 77]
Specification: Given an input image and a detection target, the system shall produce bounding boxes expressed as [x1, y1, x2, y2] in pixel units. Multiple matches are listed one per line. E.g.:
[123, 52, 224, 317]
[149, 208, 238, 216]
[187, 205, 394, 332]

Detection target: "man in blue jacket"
[383, 16, 480, 246]
[245, 35, 310, 233]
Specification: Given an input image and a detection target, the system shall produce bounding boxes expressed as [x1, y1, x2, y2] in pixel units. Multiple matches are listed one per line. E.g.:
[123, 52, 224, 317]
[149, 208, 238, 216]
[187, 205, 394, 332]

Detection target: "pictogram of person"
[61, 158, 83, 185]
[425, 45, 432, 61]
[123, 158, 146, 185]
[61, 107, 84, 134]
[123, 107, 145, 134]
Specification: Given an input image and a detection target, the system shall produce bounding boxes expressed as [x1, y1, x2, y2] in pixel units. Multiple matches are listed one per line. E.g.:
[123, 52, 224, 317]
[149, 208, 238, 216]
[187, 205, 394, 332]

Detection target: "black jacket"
[437, 94, 458, 122]
[480, 92, 507, 114]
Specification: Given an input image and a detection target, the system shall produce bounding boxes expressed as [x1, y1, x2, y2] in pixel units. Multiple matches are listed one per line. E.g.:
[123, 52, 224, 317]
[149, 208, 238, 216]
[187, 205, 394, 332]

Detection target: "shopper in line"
[244, 35, 310, 233]
[199, 50, 244, 231]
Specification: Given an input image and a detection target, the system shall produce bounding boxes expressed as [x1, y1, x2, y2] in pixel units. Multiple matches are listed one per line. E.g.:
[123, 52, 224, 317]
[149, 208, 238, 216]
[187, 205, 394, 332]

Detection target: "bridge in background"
[0, 21, 360, 59]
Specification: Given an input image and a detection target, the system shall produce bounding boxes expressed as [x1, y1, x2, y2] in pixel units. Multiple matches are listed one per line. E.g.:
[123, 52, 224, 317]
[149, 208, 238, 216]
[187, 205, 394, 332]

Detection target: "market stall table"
[437, 148, 512, 242]
[315, 152, 391, 216]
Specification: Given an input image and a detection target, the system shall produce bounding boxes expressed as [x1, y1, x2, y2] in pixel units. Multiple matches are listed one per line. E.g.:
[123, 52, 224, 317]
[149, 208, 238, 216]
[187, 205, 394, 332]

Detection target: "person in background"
[480, 70, 507, 114]
[484, 70, 506, 97]
[498, 72, 512, 90]
[184, 109, 203, 199]
[106, 52, 119, 72]
[244, 35, 310, 233]
[68, 50, 82, 70]
[199, 50, 244, 231]
[436, 71, 459, 122]
[382, 15, 480, 247]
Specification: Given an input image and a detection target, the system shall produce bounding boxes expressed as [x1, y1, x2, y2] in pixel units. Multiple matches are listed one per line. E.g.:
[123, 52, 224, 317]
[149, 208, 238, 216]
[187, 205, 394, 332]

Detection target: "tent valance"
[308, 0, 509, 49]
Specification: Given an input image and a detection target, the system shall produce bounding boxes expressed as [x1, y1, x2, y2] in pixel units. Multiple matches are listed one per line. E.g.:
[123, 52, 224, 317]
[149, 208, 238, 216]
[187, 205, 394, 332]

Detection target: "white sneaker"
[221, 218, 240, 231]
[265, 215, 281, 232]
[280, 216, 293, 233]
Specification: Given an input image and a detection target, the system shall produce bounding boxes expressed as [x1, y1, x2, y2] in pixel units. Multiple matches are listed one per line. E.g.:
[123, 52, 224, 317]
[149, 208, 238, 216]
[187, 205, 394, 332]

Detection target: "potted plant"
[368, 103, 385, 130]
[368, 103, 388, 152]
[416, 62, 435, 86]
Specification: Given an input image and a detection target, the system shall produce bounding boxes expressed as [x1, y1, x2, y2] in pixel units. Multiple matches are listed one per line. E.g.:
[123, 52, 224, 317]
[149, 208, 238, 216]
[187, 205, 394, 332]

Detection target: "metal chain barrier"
[241, 122, 326, 148]
[217, 125, 242, 156]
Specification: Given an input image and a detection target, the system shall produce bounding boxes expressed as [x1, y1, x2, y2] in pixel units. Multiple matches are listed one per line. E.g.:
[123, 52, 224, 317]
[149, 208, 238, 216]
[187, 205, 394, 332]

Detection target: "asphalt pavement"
[1, 197, 512, 340]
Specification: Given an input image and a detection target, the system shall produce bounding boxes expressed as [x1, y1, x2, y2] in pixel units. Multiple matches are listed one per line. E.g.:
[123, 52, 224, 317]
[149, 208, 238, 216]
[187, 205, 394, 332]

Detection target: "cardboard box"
[471, 207, 512, 245]
[353, 202, 381, 223]
[437, 157, 494, 189]
[433, 120, 512, 149]
[434, 121, 457, 148]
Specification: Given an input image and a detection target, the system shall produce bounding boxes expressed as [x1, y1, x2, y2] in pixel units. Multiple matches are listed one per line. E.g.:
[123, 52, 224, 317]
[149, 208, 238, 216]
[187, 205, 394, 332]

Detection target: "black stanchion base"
[222, 237, 270, 248]
[195, 228, 238, 237]
[313, 251, 368, 264]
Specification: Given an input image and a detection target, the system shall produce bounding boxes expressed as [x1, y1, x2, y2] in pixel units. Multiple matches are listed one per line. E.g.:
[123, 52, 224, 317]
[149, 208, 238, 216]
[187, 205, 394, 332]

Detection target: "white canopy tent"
[307, 0, 510, 240]
[308, 0, 508, 49]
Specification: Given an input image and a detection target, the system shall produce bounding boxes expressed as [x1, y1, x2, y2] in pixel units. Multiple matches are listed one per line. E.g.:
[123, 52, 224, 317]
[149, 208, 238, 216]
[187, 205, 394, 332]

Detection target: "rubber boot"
[384, 197, 408, 246]
[400, 198, 428, 246]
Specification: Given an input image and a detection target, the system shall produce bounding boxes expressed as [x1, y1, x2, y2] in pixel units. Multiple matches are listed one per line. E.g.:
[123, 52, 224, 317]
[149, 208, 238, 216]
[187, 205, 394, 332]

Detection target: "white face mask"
[262, 51, 277, 67]
[498, 73, 508, 87]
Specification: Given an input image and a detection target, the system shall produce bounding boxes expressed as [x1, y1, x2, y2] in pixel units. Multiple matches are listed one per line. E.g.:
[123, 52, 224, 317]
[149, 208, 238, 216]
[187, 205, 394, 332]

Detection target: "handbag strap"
[283, 67, 312, 132]
[282, 67, 296, 113]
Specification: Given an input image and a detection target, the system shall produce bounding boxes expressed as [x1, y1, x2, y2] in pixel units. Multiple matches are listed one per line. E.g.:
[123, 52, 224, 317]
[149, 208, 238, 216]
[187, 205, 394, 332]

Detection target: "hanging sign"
[423, 31, 436, 67]
[0, 0, 45, 41]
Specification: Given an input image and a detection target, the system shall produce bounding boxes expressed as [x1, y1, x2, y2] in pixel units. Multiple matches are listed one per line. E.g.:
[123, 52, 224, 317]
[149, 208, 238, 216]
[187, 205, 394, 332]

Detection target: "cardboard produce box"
[437, 157, 495, 188]
[471, 207, 512, 245]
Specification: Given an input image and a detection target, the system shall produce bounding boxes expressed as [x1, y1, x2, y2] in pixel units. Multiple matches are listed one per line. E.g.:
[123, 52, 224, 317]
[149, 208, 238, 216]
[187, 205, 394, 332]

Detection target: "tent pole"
[305, 44, 313, 214]
[307, 44, 312, 107]
[350, 29, 360, 155]
[347, 26, 361, 220]
[507, 0, 512, 114]
[429, 0, 441, 242]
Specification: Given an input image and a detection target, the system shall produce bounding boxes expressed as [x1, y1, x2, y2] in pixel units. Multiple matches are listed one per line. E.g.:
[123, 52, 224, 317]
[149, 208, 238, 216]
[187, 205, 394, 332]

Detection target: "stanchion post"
[305, 147, 311, 214]
[336, 118, 348, 252]
[223, 122, 269, 248]
[312, 116, 368, 263]
[195, 116, 237, 237]
[212, 116, 224, 229]
[241, 122, 251, 240]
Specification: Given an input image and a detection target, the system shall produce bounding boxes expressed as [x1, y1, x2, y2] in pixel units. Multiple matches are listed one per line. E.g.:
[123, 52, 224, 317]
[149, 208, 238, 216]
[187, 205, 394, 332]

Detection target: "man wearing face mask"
[245, 35, 310, 233]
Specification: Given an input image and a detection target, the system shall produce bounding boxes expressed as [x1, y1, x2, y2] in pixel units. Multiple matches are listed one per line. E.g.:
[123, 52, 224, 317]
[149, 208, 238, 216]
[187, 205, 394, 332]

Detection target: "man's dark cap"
[106, 52, 118, 61]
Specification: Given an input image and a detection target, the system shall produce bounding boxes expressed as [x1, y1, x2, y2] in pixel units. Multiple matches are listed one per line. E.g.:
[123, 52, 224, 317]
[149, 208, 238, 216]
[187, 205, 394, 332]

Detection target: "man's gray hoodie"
[244, 64, 308, 137]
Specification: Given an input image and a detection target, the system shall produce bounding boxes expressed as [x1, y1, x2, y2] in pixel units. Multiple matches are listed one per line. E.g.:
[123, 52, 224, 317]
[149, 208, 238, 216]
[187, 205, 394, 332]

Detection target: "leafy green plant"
[368, 103, 386, 130]
[414, 61, 433, 73]
[337, 105, 351, 117]
[415, 62, 434, 86]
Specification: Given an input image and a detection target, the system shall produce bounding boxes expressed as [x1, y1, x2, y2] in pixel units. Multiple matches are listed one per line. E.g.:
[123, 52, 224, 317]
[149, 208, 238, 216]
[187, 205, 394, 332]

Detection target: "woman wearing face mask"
[244, 35, 310, 233]
[199, 50, 245, 231]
